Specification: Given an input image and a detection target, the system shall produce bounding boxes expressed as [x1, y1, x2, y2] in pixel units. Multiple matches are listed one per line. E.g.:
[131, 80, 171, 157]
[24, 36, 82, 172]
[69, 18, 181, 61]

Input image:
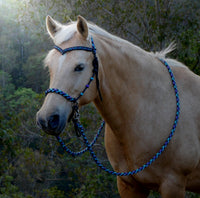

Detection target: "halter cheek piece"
[45, 36, 102, 136]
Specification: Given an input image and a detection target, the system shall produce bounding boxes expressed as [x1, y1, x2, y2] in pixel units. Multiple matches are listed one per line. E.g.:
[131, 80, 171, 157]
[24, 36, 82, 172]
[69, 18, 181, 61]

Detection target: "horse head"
[36, 16, 99, 136]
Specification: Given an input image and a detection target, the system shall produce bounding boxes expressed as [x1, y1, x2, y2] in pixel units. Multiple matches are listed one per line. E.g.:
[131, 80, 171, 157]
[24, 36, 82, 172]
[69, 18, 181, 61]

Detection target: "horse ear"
[77, 15, 88, 39]
[46, 15, 62, 38]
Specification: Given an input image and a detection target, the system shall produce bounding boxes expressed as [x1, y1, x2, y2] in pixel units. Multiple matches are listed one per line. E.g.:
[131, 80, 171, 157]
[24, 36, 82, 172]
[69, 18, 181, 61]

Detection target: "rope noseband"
[45, 37, 180, 176]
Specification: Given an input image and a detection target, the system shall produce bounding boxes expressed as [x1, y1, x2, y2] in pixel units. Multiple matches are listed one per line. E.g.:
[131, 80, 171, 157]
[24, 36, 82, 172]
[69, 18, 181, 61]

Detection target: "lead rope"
[56, 58, 180, 176]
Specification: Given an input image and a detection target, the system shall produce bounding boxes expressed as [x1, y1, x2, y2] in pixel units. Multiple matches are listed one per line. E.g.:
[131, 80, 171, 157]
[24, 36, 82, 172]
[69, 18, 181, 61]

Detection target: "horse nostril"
[48, 114, 60, 131]
[37, 116, 47, 130]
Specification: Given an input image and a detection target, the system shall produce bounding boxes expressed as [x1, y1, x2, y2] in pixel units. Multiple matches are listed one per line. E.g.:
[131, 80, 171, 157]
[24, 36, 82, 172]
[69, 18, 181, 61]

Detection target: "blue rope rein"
[56, 121, 105, 157]
[55, 58, 180, 176]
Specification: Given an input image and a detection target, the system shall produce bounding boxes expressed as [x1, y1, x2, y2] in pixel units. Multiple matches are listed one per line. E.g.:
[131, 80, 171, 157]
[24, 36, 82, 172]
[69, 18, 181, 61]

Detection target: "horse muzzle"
[36, 100, 72, 136]
[36, 113, 63, 135]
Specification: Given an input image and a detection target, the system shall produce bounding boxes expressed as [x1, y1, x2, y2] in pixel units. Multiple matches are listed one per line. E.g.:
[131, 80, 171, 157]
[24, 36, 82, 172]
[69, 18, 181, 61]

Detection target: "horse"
[36, 15, 200, 197]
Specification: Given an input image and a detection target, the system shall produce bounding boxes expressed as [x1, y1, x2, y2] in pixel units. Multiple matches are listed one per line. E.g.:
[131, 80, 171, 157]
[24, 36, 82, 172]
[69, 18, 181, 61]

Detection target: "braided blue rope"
[56, 58, 180, 176]
[54, 46, 93, 55]
[54, 36, 96, 55]
[56, 121, 105, 157]
[45, 74, 95, 103]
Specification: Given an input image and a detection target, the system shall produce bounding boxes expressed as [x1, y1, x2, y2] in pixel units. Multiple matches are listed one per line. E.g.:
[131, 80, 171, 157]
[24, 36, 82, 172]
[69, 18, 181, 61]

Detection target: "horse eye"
[74, 64, 85, 72]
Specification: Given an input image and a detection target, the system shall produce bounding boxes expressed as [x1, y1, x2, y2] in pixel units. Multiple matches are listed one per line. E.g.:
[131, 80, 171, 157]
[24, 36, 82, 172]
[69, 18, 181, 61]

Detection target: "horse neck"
[93, 35, 165, 134]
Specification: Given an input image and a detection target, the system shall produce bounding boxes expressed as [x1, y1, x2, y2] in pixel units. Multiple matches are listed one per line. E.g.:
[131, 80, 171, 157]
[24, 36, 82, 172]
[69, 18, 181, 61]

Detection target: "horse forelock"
[44, 49, 54, 68]
[53, 22, 77, 45]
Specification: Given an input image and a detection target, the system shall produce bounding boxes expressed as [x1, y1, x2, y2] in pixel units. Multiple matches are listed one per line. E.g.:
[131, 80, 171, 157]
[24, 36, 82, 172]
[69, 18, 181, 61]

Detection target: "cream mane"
[53, 20, 186, 68]
[54, 21, 129, 45]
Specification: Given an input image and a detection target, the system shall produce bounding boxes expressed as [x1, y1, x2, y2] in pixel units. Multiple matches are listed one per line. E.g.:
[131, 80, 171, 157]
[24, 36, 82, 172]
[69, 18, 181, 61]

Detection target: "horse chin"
[44, 122, 66, 136]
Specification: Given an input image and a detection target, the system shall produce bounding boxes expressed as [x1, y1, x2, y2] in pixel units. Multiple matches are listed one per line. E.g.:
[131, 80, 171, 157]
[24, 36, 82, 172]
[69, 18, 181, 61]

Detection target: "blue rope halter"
[45, 37, 180, 176]
[46, 37, 102, 103]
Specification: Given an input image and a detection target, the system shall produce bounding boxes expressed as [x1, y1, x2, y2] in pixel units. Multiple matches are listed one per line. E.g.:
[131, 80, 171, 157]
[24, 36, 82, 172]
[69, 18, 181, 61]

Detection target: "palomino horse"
[36, 15, 200, 197]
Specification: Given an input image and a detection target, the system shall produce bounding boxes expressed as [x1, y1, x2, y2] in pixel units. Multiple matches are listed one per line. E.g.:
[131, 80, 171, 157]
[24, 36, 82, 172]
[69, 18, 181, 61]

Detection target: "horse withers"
[36, 16, 200, 197]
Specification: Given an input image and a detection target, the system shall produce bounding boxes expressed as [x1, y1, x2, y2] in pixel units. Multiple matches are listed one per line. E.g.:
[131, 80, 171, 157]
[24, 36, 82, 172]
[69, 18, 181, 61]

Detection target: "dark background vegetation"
[0, 0, 199, 197]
